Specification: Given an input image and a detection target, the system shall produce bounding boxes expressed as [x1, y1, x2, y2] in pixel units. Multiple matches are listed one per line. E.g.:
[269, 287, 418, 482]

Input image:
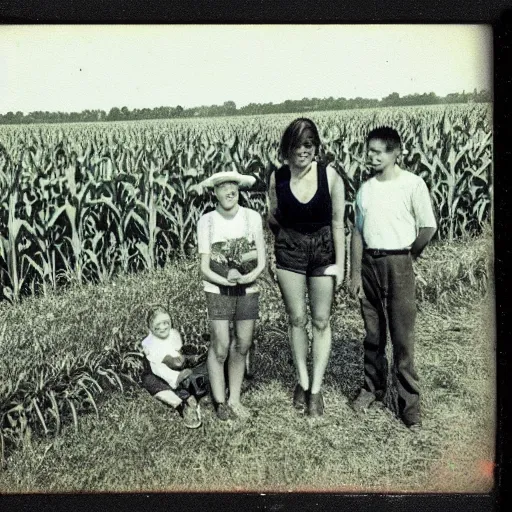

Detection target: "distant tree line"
[0, 89, 491, 125]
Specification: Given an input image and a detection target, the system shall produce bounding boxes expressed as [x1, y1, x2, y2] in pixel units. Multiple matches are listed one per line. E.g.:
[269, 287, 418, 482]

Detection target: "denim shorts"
[274, 225, 335, 276]
[206, 291, 259, 321]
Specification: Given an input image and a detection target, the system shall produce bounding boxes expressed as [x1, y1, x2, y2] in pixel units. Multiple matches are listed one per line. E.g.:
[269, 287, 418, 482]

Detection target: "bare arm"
[411, 227, 436, 260]
[267, 171, 281, 236]
[329, 167, 346, 287]
[349, 228, 364, 298]
[349, 189, 365, 299]
[237, 214, 267, 285]
[162, 354, 185, 370]
[411, 180, 437, 259]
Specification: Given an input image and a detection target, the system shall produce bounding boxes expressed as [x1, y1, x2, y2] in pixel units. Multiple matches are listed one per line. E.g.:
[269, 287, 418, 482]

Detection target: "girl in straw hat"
[197, 166, 266, 420]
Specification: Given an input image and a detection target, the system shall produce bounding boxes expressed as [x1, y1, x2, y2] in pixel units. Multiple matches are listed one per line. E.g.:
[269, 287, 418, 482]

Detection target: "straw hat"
[200, 169, 256, 189]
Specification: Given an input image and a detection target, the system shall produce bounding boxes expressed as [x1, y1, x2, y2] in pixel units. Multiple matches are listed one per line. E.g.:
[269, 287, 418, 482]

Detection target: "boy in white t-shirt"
[141, 306, 208, 429]
[197, 167, 266, 421]
[349, 126, 437, 431]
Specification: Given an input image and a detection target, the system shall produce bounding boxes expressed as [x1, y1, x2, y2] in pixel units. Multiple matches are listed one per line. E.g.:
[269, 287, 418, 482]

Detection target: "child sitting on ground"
[141, 306, 209, 429]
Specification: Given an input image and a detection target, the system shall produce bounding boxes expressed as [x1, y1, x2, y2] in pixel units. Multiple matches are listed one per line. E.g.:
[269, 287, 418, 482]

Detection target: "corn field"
[0, 103, 492, 468]
[0, 104, 492, 303]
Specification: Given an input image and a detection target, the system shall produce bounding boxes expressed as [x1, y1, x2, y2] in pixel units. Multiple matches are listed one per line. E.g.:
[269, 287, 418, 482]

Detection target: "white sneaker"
[182, 403, 202, 429]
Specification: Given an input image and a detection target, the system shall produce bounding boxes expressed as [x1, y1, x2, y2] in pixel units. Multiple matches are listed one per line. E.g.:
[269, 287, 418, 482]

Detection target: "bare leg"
[154, 389, 182, 408]
[276, 269, 309, 391]
[207, 320, 230, 404]
[228, 319, 255, 406]
[308, 276, 334, 394]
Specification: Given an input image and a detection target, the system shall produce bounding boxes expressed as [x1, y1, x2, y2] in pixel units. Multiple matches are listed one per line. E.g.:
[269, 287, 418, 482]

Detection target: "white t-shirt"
[197, 206, 263, 294]
[355, 169, 437, 250]
[141, 330, 183, 389]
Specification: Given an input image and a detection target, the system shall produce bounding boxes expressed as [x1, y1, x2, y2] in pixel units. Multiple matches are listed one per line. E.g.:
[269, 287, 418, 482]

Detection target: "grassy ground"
[0, 234, 495, 493]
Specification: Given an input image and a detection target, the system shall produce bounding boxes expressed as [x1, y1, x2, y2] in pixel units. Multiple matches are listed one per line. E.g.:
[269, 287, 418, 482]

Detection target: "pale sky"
[0, 25, 492, 115]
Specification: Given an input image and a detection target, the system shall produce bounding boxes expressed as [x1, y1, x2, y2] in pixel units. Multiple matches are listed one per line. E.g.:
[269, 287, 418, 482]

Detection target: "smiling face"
[288, 129, 317, 171]
[214, 181, 239, 211]
[367, 138, 400, 173]
[149, 312, 172, 340]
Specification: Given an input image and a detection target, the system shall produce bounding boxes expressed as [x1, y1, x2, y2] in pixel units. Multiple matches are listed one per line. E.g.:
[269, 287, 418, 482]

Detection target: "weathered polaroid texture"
[0, 25, 494, 493]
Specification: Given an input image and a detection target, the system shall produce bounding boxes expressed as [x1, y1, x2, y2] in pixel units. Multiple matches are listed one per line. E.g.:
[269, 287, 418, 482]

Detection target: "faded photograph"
[0, 25, 494, 493]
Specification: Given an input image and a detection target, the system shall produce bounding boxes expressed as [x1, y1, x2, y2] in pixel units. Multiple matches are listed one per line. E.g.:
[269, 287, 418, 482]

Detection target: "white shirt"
[141, 330, 183, 389]
[355, 169, 437, 250]
[197, 206, 263, 293]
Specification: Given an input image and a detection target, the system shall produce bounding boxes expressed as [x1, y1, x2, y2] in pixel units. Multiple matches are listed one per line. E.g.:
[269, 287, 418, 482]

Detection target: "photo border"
[0, 3, 509, 511]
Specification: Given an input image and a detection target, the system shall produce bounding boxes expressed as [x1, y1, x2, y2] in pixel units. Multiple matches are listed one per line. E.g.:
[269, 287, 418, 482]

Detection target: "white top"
[197, 206, 263, 294]
[355, 169, 437, 250]
[141, 330, 183, 389]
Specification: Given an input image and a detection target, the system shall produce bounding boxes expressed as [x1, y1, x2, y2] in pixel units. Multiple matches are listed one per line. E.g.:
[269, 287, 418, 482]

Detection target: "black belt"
[364, 248, 410, 257]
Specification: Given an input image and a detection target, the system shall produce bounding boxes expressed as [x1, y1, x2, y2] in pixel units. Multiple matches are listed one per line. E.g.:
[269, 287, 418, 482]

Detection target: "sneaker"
[293, 383, 309, 410]
[351, 389, 376, 413]
[199, 393, 213, 408]
[182, 404, 202, 429]
[215, 402, 232, 421]
[308, 391, 324, 417]
[228, 402, 251, 419]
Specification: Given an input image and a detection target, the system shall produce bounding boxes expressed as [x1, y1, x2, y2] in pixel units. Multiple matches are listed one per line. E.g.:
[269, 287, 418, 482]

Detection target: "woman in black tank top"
[274, 160, 333, 233]
[268, 118, 346, 418]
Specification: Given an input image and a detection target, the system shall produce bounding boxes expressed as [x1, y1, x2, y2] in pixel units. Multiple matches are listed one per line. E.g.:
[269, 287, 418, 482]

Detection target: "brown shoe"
[350, 389, 376, 413]
[293, 383, 309, 410]
[308, 391, 324, 417]
[215, 402, 231, 421]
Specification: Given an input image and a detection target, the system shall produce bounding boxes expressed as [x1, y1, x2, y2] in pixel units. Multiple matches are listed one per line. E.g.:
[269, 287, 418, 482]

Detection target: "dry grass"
[0, 234, 494, 493]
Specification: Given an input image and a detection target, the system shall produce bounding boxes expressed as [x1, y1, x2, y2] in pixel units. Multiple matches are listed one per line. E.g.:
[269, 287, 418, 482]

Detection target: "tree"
[382, 92, 400, 106]
[223, 101, 237, 114]
[108, 107, 121, 121]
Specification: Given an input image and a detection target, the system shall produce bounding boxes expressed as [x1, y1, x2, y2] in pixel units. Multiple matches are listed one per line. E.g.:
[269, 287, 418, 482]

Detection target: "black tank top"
[274, 162, 333, 234]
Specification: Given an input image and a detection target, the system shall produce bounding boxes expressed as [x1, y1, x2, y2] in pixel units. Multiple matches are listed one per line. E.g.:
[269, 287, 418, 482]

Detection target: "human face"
[150, 312, 172, 340]
[367, 139, 400, 173]
[289, 129, 317, 171]
[214, 181, 239, 211]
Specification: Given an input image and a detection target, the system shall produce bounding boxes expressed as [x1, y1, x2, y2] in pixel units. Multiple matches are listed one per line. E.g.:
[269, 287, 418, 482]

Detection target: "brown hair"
[279, 118, 321, 161]
[146, 305, 170, 329]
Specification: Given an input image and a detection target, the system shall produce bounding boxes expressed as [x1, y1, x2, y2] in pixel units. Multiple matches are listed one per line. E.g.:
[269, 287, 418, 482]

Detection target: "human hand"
[163, 353, 185, 370]
[185, 353, 207, 367]
[349, 273, 364, 299]
[236, 271, 257, 285]
[227, 268, 243, 283]
[176, 368, 193, 385]
[323, 264, 344, 290]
